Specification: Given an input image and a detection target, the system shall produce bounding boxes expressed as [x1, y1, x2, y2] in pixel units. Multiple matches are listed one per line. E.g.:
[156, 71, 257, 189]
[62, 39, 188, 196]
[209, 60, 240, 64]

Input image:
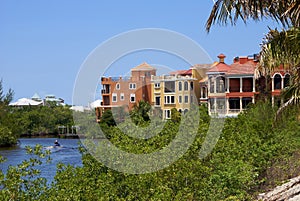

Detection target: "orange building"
[96, 62, 156, 121]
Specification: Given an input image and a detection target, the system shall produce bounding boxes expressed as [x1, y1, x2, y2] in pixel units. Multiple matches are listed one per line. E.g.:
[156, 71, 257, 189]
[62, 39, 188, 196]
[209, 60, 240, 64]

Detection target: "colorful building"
[206, 54, 291, 117]
[96, 62, 156, 121]
[150, 64, 210, 119]
[96, 54, 291, 121]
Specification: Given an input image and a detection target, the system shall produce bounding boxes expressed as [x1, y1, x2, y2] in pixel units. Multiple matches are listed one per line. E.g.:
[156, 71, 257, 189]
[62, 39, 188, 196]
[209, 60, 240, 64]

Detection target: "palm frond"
[259, 27, 300, 74]
[206, 0, 300, 32]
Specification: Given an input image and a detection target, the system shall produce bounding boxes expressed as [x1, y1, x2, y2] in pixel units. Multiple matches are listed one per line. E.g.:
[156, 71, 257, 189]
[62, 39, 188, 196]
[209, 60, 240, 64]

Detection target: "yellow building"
[151, 64, 210, 119]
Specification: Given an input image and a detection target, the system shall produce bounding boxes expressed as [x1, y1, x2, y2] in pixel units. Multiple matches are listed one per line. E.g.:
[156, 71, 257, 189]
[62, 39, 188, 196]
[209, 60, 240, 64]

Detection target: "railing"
[242, 86, 253, 92]
[229, 87, 240, 92]
[151, 75, 193, 81]
[101, 89, 110, 94]
[229, 86, 253, 92]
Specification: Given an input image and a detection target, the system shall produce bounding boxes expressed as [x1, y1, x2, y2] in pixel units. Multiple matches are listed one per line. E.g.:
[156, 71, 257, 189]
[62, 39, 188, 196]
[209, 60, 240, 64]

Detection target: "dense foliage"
[0, 79, 74, 147]
[1, 103, 300, 200]
[0, 80, 17, 147]
[6, 105, 74, 136]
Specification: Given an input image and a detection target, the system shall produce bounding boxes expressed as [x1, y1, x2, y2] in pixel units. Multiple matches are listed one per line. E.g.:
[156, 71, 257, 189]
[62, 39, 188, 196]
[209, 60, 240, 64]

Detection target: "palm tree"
[206, 0, 300, 32]
[206, 0, 300, 118]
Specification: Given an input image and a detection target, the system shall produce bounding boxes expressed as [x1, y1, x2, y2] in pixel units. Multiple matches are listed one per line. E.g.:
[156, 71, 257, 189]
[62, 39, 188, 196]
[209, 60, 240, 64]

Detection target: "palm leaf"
[206, 0, 300, 32]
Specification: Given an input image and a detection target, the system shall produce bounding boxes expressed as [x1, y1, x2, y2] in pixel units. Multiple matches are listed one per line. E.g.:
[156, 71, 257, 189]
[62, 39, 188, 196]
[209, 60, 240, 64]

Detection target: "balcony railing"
[229, 86, 253, 92]
[101, 89, 110, 94]
[242, 86, 253, 92]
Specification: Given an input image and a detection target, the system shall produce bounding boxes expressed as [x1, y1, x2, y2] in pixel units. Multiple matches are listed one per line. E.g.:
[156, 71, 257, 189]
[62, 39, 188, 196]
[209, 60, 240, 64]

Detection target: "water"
[0, 138, 82, 183]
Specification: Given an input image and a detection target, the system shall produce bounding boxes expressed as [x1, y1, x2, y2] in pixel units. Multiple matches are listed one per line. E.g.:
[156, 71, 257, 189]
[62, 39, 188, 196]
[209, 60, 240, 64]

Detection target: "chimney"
[233, 57, 239, 63]
[218, 53, 226, 63]
[239, 56, 248, 64]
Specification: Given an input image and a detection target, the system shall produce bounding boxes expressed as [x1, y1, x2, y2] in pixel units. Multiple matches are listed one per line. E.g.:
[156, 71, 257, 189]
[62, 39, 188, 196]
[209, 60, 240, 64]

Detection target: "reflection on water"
[0, 138, 82, 183]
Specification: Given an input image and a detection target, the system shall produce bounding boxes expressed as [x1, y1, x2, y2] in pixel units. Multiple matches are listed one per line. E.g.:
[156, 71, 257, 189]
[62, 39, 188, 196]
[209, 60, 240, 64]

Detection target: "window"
[116, 83, 120, 90]
[184, 95, 188, 103]
[201, 87, 207, 98]
[284, 74, 290, 88]
[209, 98, 215, 110]
[229, 98, 240, 110]
[154, 83, 160, 88]
[129, 83, 136, 89]
[164, 109, 171, 119]
[216, 76, 225, 93]
[178, 82, 182, 91]
[209, 77, 215, 93]
[155, 96, 160, 106]
[242, 97, 252, 109]
[164, 95, 175, 104]
[190, 82, 194, 90]
[274, 74, 282, 90]
[164, 81, 175, 93]
[190, 95, 193, 103]
[216, 98, 226, 111]
[112, 93, 117, 102]
[120, 93, 124, 101]
[130, 94, 135, 103]
[184, 81, 189, 91]
[145, 72, 151, 77]
[178, 95, 182, 103]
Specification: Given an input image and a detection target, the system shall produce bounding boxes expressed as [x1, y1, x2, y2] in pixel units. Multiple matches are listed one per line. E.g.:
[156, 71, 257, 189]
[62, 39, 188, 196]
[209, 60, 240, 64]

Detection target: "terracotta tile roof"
[170, 69, 192, 75]
[131, 62, 156, 71]
[227, 61, 256, 75]
[207, 62, 231, 73]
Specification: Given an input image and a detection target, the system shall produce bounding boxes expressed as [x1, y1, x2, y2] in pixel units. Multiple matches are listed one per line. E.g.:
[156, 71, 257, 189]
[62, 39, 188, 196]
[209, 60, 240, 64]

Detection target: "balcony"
[101, 89, 110, 94]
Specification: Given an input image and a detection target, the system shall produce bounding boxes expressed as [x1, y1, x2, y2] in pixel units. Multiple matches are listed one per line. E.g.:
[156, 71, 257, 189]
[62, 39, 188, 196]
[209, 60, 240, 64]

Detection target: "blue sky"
[0, 0, 280, 105]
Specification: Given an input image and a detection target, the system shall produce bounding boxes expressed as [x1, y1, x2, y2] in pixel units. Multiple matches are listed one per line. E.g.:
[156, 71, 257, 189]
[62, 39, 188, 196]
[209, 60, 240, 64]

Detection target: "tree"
[206, 0, 300, 32]
[130, 100, 151, 125]
[206, 0, 300, 117]
[0, 79, 16, 146]
[100, 109, 116, 127]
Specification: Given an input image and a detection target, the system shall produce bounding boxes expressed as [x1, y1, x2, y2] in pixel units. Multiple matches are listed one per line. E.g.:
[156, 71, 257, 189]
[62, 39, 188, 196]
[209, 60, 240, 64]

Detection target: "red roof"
[170, 69, 192, 76]
[207, 62, 231, 73]
[227, 61, 257, 75]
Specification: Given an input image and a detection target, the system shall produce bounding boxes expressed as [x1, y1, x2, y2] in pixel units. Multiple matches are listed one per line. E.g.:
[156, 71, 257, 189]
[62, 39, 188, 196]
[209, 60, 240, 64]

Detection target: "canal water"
[0, 138, 82, 183]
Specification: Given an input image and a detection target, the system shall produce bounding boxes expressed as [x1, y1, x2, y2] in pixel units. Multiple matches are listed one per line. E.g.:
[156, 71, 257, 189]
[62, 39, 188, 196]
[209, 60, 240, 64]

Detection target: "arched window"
[274, 74, 282, 90]
[284, 74, 290, 88]
[178, 82, 182, 91]
[116, 83, 120, 90]
[184, 81, 189, 91]
[216, 76, 225, 93]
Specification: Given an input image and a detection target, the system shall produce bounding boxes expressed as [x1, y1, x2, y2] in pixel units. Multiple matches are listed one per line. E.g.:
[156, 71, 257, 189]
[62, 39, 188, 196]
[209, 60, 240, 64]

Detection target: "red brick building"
[96, 62, 156, 121]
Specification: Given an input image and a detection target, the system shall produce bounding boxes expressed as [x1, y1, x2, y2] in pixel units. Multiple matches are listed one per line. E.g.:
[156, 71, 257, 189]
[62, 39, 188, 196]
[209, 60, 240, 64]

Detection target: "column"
[226, 77, 230, 92]
[214, 78, 217, 93]
[281, 77, 284, 90]
[207, 81, 210, 95]
[226, 98, 229, 115]
[240, 97, 242, 112]
[252, 77, 256, 92]
[240, 78, 243, 92]
[272, 78, 274, 92]
[214, 98, 217, 113]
